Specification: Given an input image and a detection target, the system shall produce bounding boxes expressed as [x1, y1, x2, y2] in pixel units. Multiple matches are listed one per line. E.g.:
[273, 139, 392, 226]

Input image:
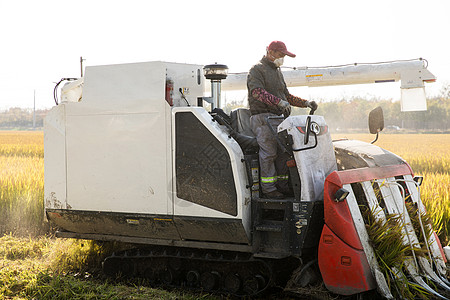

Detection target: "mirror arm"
[370, 132, 379, 144]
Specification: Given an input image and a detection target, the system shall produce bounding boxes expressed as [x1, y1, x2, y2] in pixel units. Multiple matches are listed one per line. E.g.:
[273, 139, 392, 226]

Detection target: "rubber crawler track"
[103, 246, 273, 297]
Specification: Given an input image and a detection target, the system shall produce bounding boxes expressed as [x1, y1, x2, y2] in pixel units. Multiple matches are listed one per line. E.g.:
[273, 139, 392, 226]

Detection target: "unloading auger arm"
[222, 58, 436, 111]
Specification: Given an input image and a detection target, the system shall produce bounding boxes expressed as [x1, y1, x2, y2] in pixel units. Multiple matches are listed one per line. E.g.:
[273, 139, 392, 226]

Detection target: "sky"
[0, 0, 449, 110]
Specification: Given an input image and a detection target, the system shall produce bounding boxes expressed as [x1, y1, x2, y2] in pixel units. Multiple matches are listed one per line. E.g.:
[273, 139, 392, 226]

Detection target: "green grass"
[0, 235, 220, 300]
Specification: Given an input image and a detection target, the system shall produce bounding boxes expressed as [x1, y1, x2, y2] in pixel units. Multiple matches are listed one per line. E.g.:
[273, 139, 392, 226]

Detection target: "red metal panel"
[331, 164, 412, 186]
[320, 165, 414, 296]
[318, 224, 376, 295]
[323, 164, 413, 249]
[323, 172, 362, 250]
[434, 232, 448, 263]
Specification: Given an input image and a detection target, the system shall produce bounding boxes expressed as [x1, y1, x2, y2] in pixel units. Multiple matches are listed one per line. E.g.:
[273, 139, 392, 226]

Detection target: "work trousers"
[250, 113, 289, 194]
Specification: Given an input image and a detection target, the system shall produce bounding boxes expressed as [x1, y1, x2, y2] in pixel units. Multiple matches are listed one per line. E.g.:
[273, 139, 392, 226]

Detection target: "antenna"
[80, 56, 86, 77]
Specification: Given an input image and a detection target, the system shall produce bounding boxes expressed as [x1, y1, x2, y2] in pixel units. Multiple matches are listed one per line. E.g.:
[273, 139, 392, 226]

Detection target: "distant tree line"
[308, 84, 450, 132]
[311, 96, 449, 132]
[0, 107, 49, 129]
[224, 84, 450, 133]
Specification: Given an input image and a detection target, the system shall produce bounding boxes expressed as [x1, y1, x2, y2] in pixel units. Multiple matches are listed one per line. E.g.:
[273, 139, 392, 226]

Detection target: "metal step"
[254, 197, 295, 203]
[255, 223, 283, 232]
[253, 251, 290, 259]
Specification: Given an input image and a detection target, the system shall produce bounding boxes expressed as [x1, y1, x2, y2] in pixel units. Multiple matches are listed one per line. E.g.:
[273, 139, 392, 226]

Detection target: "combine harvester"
[45, 58, 449, 298]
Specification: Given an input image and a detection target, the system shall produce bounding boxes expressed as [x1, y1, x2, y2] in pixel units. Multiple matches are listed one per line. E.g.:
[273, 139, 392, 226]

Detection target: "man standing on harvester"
[247, 41, 318, 199]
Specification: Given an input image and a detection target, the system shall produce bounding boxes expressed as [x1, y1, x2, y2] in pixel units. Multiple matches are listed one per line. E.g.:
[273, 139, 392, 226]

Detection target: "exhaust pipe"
[203, 63, 228, 110]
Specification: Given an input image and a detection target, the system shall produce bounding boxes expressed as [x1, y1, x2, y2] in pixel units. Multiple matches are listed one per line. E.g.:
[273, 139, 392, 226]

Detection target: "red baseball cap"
[268, 41, 296, 58]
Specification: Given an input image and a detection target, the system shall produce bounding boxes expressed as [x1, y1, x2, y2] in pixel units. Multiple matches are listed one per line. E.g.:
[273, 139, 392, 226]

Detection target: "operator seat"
[230, 108, 258, 153]
[231, 108, 255, 138]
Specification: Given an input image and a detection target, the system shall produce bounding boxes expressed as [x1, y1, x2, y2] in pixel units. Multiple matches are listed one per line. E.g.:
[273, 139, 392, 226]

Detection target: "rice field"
[332, 133, 450, 174]
[1, 131, 449, 299]
[0, 131, 44, 236]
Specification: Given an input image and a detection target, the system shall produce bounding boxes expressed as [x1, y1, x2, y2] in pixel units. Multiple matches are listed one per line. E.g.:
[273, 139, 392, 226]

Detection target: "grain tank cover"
[278, 115, 337, 201]
[45, 61, 205, 215]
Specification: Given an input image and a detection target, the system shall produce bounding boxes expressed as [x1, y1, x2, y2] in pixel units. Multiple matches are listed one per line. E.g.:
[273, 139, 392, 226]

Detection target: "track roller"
[186, 270, 200, 287]
[160, 268, 174, 285]
[223, 272, 241, 293]
[200, 271, 221, 291]
[243, 275, 266, 295]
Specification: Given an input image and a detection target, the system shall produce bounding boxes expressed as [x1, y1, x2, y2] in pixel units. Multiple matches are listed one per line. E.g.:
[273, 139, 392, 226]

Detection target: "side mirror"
[413, 176, 423, 186]
[368, 106, 384, 134]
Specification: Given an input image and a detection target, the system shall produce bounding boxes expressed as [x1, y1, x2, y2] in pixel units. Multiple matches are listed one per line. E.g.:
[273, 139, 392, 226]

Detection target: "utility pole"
[33, 90, 36, 130]
[80, 56, 86, 77]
